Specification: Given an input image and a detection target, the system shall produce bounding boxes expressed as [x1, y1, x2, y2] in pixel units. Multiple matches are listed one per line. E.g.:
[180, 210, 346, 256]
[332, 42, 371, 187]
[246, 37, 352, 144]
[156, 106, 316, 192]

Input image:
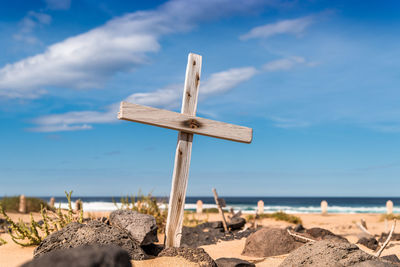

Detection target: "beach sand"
[1, 212, 398, 267]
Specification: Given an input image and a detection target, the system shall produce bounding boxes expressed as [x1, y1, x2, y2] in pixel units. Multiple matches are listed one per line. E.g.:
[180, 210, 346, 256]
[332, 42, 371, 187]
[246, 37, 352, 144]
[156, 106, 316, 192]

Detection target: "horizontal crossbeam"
[118, 101, 252, 143]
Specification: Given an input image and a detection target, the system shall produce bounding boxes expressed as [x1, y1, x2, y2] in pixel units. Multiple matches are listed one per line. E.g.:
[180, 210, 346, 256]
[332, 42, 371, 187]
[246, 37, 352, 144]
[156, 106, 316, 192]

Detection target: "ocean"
[37, 196, 400, 214]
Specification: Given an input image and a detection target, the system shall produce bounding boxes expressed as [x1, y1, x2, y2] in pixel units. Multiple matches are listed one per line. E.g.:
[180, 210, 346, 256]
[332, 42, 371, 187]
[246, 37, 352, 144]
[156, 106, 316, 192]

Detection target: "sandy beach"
[1, 212, 398, 267]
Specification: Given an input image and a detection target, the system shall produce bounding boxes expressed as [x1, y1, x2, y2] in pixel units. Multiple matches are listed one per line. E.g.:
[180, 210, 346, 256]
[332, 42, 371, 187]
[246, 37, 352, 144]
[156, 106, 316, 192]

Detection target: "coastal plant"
[380, 213, 400, 221]
[0, 196, 50, 213]
[203, 208, 220, 213]
[113, 193, 168, 233]
[246, 211, 302, 224]
[183, 210, 208, 226]
[0, 190, 83, 246]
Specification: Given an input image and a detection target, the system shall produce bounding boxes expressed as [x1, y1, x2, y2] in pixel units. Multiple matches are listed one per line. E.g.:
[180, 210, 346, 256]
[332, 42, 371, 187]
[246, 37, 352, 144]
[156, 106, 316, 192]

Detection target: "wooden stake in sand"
[386, 200, 393, 215]
[19, 195, 26, 214]
[257, 200, 264, 214]
[75, 200, 82, 212]
[321, 200, 328, 215]
[118, 53, 252, 247]
[49, 197, 55, 208]
[196, 200, 203, 215]
[212, 188, 228, 232]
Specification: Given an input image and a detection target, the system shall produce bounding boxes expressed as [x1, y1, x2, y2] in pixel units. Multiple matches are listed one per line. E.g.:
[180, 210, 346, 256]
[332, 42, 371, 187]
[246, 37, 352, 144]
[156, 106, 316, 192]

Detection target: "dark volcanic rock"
[209, 221, 223, 229]
[279, 239, 397, 267]
[357, 236, 379, 250]
[141, 243, 164, 257]
[382, 255, 400, 264]
[379, 232, 400, 243]
[352, 260, 399, 267]
[227, 217, 246, 231]
[241, 228, 304, 257]
[180, 222, 255, 248]
[215, 257, 255, 267]
[109, 209, 158, 246]
[22, 245, 131, 267]
[159, 247, 217, 267]
[34, 221, 147, 260]
[0, 218, 10, 233]
[305, 227, 348, 242]
[293, 224, 305, 232]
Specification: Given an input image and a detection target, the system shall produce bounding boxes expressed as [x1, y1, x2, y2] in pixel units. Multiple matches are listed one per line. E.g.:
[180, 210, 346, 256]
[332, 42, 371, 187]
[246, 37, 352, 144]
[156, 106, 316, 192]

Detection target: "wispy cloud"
[263, 56, 306, 71]
[240, 15, 314, 40]
[13, 11, 52, 44]
[0, 0, 269, 99]
[268, 116, 310, 128]
[45, 0, 71, 10]
[30, 66, 258, 132]
[30, 124, 92, 133]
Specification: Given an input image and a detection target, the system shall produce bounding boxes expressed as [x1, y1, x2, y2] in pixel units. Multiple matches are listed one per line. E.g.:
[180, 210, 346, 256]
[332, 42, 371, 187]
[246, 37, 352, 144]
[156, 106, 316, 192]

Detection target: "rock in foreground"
[305, 227, 347, 242]
[280, 240, 397, 267]
[159, 247, 217, 267]
[242, 228, 304, 257]
[34, 221, 147, 260]
[22, 245, 131, 267]
[215, 257, 255, 267]
[227, 217, 246, 231]
[109, 209, 158, 246]
[357, 236, 379, 250]
[181, 221, 255, 248]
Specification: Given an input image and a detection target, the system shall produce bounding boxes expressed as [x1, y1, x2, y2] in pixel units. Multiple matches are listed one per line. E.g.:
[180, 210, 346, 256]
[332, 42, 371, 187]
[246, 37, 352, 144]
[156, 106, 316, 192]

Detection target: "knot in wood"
[182, 118, 202, 129]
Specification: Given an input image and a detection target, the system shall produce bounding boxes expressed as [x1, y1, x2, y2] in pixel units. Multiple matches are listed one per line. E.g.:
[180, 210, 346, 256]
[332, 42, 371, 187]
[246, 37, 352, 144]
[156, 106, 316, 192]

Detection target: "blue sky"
[1, 0, 400, 197]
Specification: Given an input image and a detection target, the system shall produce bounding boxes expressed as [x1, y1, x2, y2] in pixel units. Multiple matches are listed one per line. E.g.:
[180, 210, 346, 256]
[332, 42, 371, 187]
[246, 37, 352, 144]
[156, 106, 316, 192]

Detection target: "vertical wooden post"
[75, 200, 82, 212]
[257, 200, 264, 214]
[212, 188, 228, 232]
[19, 195, 26, 213]
[49, 197, 55, 208]
[165, 53, 202, 248]
[196, 200, 203, 214]
[387, 200, 393, 215]
[321, 200, 328, 215]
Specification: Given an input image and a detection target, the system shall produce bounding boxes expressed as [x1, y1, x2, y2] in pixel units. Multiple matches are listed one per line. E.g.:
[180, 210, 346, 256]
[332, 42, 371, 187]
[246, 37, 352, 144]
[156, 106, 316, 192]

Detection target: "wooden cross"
[118, 53, 252, 247]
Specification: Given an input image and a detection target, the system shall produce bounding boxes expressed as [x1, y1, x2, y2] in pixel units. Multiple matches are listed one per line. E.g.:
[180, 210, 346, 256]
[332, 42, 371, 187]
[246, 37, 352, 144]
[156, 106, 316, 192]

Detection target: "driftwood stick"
[287, 229, 316, 243]
[375, 219, 396, 257]
[212, 188, 228, 232]
[356, 221, 373, 236]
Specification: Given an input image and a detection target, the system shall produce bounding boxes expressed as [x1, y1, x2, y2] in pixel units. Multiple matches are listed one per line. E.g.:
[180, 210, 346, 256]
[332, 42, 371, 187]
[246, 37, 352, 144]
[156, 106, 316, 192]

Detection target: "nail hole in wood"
[181, 119, 202, 129]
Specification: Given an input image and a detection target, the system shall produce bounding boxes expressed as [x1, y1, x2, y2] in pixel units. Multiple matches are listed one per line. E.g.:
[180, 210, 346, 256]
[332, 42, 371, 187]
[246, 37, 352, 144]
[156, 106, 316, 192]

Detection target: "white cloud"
[263, 56, 305, 71]
[30, 124, 92, 132]
[240, 16, 313, 40]
[1, 0, 269, 99]
[200, 67, 258, 95]
[30, 66, 257, 132]
[125, 85, 181, 109]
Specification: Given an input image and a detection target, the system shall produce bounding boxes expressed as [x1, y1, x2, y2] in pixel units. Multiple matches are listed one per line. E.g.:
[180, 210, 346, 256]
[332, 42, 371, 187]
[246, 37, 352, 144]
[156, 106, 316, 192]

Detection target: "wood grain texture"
[212, 188, 228, 232]
[118, 101, 252, 143]
[164, 53, 202, 248]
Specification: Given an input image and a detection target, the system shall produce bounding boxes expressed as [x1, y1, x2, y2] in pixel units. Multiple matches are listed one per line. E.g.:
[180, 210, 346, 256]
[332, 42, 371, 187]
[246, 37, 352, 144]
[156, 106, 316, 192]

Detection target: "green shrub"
[203, 208, 220, 213]
[0, 196, 50, 213]
[246, 211, 302, 224]
[0, 191, 83, 247]
[380, 213, 400, 221]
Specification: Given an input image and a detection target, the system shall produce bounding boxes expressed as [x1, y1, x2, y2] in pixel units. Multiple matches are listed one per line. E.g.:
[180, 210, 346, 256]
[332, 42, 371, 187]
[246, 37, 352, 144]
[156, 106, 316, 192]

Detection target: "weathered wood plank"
[164, 53, 202, 248]
[212, 188, 228, 232]
[118, 101, 252, 143]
